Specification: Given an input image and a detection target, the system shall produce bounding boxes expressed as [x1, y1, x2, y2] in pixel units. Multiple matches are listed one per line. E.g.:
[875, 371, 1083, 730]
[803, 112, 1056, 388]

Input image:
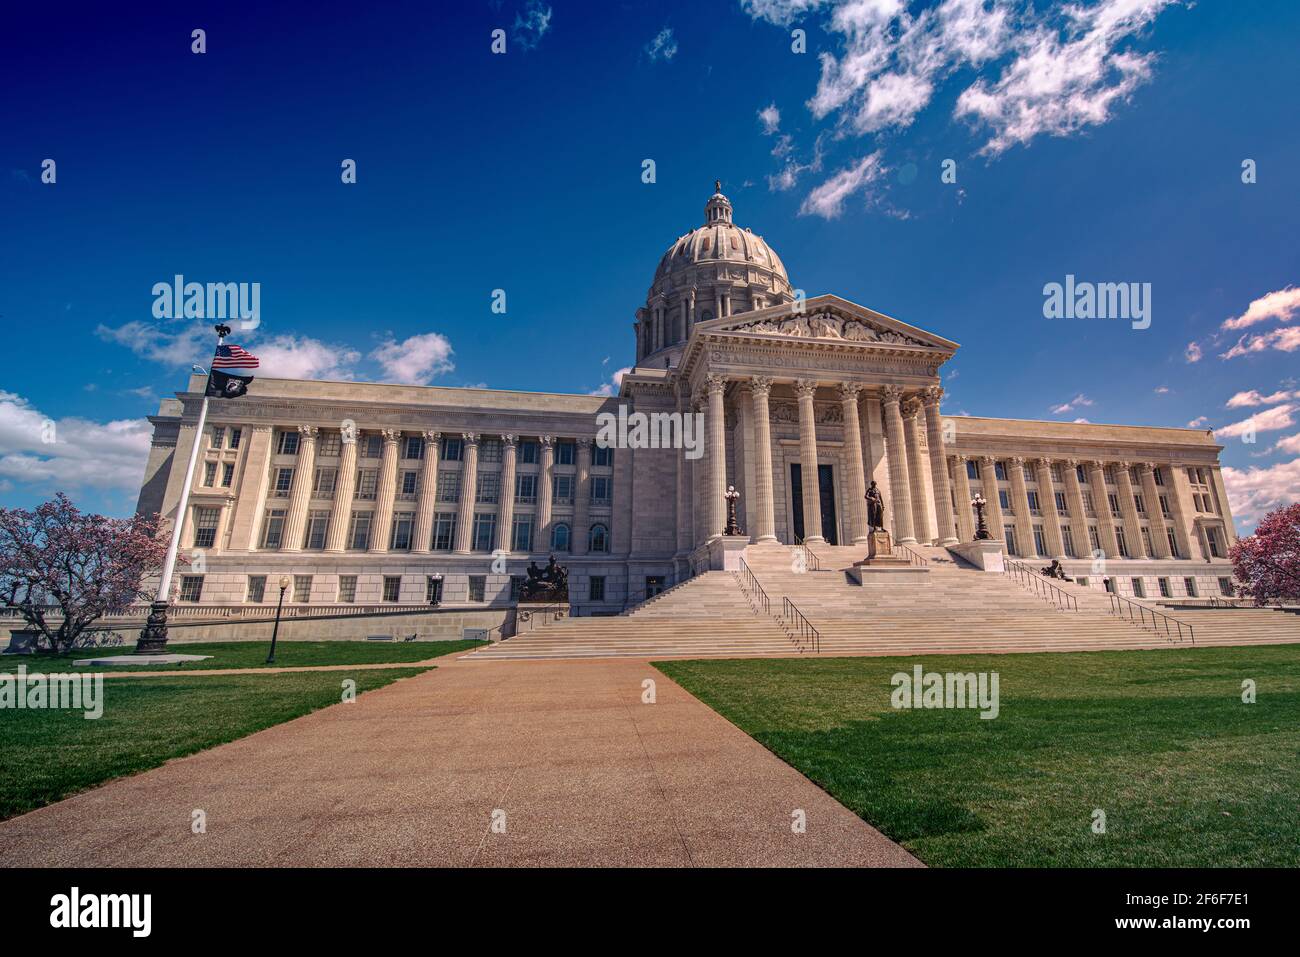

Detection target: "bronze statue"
[520, 554, 569, 603]
[865, 481, 886, 532]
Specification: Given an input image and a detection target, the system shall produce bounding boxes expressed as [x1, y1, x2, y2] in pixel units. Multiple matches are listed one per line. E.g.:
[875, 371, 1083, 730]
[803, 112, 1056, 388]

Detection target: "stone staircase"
[464, 541, 1300, 661]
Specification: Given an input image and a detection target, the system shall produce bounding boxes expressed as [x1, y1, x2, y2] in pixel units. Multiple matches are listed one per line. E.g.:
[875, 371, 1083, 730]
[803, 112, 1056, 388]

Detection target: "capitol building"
[137, 184, 1241, 634]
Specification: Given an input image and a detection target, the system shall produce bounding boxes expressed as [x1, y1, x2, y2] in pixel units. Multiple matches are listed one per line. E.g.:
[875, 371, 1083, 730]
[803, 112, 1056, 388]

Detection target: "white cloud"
[258, 335, 361, 380]
[1220, 326, 1300, 360]
[1214, 404, 1296, 439]
[96, 320, 211, 368]
[1153, 385, 1170, 394]
[1186, 416, 1209, 428]
[1271, 434, 1300, 456]
[1225, 388, 1299, 409]
[799, 152, 885, 219]
[1049, 393, 1094, 414]
[1221, 285, 1300, 332]
[741, 0, 829, 25]
[1222, 457, 1300, 532]
[646, 27, 678, 61]
[369, 332, 455, 386]
[0, 391, 151, 494]
[511, 1, 553, 51]
[758, 103, 781, 135]
[1072, 417, 1091, 424]
[1184, 340, 1203, 363]
[590, 366, 632, 397]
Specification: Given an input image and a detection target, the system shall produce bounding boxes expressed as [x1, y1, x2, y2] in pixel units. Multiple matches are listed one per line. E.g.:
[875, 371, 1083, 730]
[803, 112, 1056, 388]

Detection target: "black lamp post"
[724, 485, 743, 536]
[971, 493, 992, 541]
[266, 575, 291, 664]
[429, 573, 443, 607]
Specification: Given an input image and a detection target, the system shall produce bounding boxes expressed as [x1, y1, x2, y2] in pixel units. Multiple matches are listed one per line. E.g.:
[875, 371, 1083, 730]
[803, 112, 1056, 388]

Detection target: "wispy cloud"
[1223, 457, 1300, 531]
[1049, 393, 1094, 414]
[646, 27, 678, 61]
[1225, 388, 1299, 409]
[1221, 285, 1300, 332]
[758, 102, 781, 135]
[511, 0, 553, 51]
[798, 152, 885, 219]
[589, 366, 632, 397]
[1214, 404, 1296, 439]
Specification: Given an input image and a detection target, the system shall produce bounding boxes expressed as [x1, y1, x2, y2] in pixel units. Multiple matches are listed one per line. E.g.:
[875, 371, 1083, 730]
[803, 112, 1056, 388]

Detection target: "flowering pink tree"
[1230, 502, 1300, 606]
[0, 494, 171, 653]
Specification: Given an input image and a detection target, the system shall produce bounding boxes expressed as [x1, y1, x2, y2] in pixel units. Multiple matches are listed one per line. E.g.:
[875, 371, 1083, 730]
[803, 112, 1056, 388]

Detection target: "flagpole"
[137, 323, 228, 654]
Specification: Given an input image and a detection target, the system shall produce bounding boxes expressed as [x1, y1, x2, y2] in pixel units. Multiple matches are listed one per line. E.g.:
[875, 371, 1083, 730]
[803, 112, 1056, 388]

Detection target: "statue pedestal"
[948, 540, 1005, 572]
[848, 531, 930, 585]
[515, 603, 569, 634]
[708, 535, 749, 571]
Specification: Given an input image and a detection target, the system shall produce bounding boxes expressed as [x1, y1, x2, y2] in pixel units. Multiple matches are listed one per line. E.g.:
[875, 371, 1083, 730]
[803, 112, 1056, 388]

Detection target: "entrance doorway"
[790, 463, 838, 545]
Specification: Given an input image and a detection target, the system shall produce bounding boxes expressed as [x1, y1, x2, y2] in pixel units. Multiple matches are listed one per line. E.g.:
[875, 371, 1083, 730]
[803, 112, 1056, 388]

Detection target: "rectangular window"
[338, 575, 357, 603]
[382, 576, 401, 602]
[246, 575, 266, 603]
[1076, 464, 1087, 483]
[1088, 526, 1100, 553]
[360, 434, 384, 458]
[441, 436, 463, 461]
[510, 575, 524, 601]
[305, 511, 330, 549]
[1104, 577, 1115, 593]
[1077, 576, 1090, 588]
[555, 441, 576, 466]
[210, 426, 225, 449]
[593, 445, 613, 467]
[966, 459, 979, 480]
[1050, 463, 1063, 483]
[1027, 490, 1041, 514]
[1105, 466, 1118, 485]
[1141, 527, 1153, 556]
[293, 575, 312, 603]
[1083, 491, 1094, 514]
[1218, 577, 1233, 597]
[314, 467, 337, 495]
[1116, 526, 1129, 558]
[318, 431, 341, 457]
[436, 471, 461, 502]
[519, 440, 539, 464]
[645, 576, 666, 598]
[1159, 494, 1171, 518]
[1183, 577, 1197, 597]
[1167, 527, 1179, 558]
[477, 472, 500, 504]
[1158, 577, 1171, 598]
[468, 575, 486, 603]
[1061, 527, 1075, 557]
[1134, 494, 1146, 514]
[998, 489, 1011, 512]
[425, 576, 443, 604]
[398, 470, 419, 500]
[1108, 493, 1122, 517]
[179, 576, 203, 602]
[472, 513, 496, 551]
[261, 509, 286, 548]
[391, 513, 414, 551]
[1033, 526, 1046, 557]
[1003, 526, 1017, 556]
[1131, 577, 1145, 598]
[348, 512, 371, 551]
[277, 431, 299, 456]
[515, 473, 537, 503]
[203, 461, 217, 487]
[1207, 527, 1222, 558]
[193, 506, 220, 548]
[1154, 467, 1165, 486]
[591, 476, 612, 503]
[221, 462, 235, 487]
[479, 438, 502, 464]
[356, 469, 378, 500]
[273, 467, 294, 496]
[1055, 491, 1068, 515]
[403, 435, 425, 460]
[589, 576, 606, 601]
[995, 461, 1008, 481]
[229, 428, 242, 450]
[432, 513, 456, 551]
[512, 516, 533, 552]
[553, 475, 575, 504]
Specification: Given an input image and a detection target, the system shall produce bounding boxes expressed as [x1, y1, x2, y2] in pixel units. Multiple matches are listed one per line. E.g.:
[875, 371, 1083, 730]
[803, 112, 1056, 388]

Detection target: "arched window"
[588, 524, 609, 553]
[551, 522, 571, 552]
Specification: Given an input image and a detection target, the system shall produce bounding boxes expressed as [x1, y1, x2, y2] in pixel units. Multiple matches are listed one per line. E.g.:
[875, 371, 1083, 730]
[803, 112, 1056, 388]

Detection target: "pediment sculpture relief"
[732, 310, 926, 347]
[769, 401, 844, 425]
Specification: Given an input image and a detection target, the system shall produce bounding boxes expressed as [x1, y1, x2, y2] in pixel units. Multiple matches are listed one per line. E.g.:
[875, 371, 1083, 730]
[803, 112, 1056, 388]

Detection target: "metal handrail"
[897, 543, 929, 567]
[736, 558, 771, 617]
[798, 541, 822, 571]
[1003, 559, 1078, 612]
[782, 597, 821, 654]
[1108, 592, 1195, 643]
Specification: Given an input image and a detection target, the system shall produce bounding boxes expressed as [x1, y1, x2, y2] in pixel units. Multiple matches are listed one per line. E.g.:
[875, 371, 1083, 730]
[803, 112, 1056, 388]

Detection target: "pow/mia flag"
[205, 343, 259, 398]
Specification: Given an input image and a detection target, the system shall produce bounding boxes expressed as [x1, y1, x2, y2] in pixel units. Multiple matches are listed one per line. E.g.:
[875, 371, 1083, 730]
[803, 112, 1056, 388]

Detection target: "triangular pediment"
[702, 294, 958, 354]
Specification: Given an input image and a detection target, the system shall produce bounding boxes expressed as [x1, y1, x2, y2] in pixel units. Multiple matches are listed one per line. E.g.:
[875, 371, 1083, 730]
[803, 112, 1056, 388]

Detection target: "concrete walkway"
[0, 656, 918, 867]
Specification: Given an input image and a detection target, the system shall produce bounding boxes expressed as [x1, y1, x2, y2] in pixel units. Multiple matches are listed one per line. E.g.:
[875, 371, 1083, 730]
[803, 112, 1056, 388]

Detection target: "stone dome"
[635, 182, 795, 366]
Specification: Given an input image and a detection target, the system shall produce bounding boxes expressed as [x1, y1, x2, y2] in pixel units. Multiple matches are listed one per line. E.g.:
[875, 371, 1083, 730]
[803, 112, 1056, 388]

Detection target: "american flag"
[211, 343, 260, 370]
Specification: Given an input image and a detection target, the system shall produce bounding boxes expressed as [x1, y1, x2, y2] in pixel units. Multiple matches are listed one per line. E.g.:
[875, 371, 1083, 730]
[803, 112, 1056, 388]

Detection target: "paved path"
[0, 656, 918, 867]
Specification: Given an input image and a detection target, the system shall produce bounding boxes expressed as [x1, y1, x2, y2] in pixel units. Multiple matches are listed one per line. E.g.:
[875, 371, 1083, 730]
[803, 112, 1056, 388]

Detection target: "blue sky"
[1, 0, 1297, 529]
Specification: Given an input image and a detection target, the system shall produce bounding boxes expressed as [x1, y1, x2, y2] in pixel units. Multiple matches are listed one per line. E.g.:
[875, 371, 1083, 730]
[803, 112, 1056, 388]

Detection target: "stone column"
[952, 455, 974, 542]
[1115, 462, 1147, 558]
[1138, 462, 1171, 558]
[980, 456, 1005, 540]
[705, 373, 728, 540]
[1086, 461, 1121, 559]
[838, 382, 870, 545]
[572, 437, 593, 554]
[279, 425, 317, 552]
[1062, 459, 1091, 559]
[536, 436, 555, 552]
[793, 378, 823, 544]
[228, 425, 273, 551]
[1033, 458, 1066, 559]
[324, 430, 358, 552]
[675, 385, 693, 554]
[747, 376, 777, 542]
[901, 398, 931, 543]
[1209, 467, 1237, 547]
[368, 428, 401, 554]
[1008, 456, 1037, 558]
[411, 430, 441, 554]
[497, 434, 517, 552]
[1166, 462, 1195, 559]
[453, 432, 479, 554]
[880, 386, 915, 544]
[921, 386, 958, 545]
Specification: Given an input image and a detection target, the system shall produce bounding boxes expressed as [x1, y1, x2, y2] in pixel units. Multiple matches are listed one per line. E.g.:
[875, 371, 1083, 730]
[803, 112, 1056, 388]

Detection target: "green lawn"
[0, 667, 431, 821]
[8, 639, 482, 672]
[656, 647, 1300, 867]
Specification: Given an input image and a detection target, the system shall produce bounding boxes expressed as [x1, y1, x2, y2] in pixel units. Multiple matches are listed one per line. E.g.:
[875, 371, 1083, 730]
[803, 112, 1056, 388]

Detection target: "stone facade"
[136, 187, 1240, 626]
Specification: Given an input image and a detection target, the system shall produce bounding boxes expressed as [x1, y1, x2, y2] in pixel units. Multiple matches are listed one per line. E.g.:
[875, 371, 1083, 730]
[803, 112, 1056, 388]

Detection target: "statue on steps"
[865, 481, 886, 533]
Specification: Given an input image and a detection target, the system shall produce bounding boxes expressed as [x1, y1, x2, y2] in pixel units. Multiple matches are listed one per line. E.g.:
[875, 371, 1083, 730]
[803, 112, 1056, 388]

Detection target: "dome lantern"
[704, 179, 733, 224]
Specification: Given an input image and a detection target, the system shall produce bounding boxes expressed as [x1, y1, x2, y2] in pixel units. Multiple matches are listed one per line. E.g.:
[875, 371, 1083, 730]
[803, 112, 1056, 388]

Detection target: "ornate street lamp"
[266, 575, 291, 664]
[971, 493, 992, 541]
[724, 485, 743, 536]
[429, 573, 443, 607]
